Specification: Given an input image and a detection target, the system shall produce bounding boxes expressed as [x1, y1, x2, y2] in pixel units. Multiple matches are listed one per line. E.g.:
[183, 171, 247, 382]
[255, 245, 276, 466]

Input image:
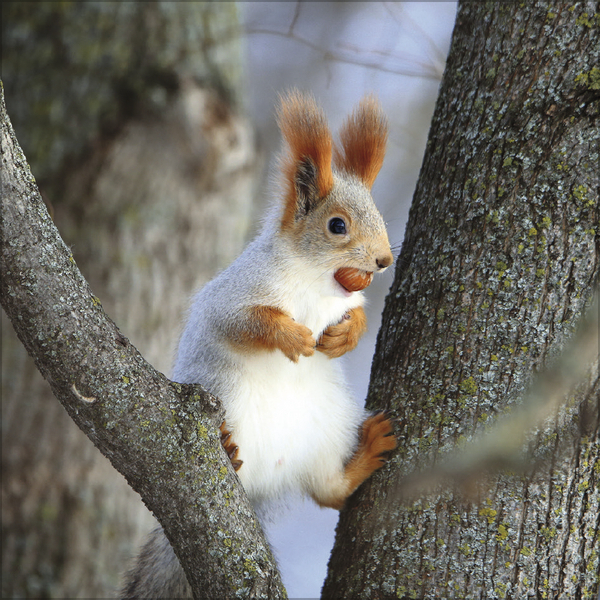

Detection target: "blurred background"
[2, 2, 456, 597]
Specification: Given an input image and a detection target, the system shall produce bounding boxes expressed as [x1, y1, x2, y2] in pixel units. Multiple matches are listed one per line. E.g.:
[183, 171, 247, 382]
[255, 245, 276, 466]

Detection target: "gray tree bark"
[3, 2, 599, 599]
[1, 82, 285, 598]
[324, 2, 599, 599]
[2, 3, 260, 597]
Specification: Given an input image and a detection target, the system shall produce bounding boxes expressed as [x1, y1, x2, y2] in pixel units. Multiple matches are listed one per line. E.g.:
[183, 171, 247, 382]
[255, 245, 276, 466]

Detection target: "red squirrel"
[122, 91, 396, 599]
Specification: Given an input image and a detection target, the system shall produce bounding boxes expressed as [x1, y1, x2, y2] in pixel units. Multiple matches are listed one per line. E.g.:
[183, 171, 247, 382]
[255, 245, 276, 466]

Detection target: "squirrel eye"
[328, 217, 347, 235]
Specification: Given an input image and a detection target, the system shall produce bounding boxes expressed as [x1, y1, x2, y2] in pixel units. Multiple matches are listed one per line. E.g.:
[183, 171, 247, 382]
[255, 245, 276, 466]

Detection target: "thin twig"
[245, 26, 442, 81]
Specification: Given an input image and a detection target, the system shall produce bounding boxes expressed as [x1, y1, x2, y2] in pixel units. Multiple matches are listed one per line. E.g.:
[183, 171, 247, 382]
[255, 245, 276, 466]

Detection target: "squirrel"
[121, 90, 397, 598]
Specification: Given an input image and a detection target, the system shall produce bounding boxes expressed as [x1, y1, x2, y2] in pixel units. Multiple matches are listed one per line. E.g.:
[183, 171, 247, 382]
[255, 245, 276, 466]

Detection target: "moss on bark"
[324, 2, 599, 598]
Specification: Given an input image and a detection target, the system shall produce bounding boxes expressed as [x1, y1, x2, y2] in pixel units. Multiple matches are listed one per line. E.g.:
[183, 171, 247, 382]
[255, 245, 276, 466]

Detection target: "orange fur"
[232, 305, 316, 362]
[220, 421, 242, 471]
[317, 307, 368, 359]
[342, 412, 396, 498]
[314, 412, 397, 509]
[277, 91, 334, 229]
[333, 95, 388, 189]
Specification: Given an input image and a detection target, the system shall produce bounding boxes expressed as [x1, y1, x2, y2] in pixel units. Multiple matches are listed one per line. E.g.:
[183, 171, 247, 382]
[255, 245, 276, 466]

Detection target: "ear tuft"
[277, 90, 334, 227]
[333, 95, 388, 189]
[294, 157, 319, 216]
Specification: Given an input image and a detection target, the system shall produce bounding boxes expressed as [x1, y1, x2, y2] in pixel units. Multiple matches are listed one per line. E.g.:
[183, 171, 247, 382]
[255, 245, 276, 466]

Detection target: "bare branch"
[244, 2, 443, 82]
[0, 82, 286, 599]
[383, 2, 449, 68]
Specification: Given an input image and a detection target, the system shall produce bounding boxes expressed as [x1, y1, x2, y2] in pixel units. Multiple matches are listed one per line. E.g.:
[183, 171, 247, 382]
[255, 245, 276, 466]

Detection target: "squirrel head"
[276, 91, 393, 288]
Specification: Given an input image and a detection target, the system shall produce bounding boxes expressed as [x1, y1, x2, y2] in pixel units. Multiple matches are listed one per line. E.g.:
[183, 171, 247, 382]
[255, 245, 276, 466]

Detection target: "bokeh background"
[2, 2, 457, 597]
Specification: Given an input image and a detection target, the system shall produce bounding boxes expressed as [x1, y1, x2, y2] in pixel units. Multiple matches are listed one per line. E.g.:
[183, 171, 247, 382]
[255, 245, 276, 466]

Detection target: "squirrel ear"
[277, 90, 334, 227]
[333, 95, 388, 190]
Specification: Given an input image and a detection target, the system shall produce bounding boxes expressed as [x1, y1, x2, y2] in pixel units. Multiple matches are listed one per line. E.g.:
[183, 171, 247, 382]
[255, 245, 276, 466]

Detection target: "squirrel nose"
[376, 253, 394, 270]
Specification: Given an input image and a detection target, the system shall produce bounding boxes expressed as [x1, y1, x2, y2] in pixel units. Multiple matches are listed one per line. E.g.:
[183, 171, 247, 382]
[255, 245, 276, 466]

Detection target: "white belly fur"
[176, 252, 368, 506]
[224, 274, 365, 504]
[224, 345, 364, 505]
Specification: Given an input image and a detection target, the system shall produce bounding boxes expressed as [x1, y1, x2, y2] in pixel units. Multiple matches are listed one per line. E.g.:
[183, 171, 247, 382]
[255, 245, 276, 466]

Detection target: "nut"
[334, 268, 373, 292]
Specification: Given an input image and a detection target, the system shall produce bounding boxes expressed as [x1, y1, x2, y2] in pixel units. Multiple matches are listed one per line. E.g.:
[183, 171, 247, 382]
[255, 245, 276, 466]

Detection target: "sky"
[240, 2, 458, 596]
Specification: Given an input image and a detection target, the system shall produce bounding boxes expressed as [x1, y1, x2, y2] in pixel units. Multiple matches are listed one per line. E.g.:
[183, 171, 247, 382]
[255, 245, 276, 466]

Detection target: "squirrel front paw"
[243, 305, 316, 362]
[317, 306, 367, 358]
[220, 421, 242, 471]
[277, 318, 316, 362]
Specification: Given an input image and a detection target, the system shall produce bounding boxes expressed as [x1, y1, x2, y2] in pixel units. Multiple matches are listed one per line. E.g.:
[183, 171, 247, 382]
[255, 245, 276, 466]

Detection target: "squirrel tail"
[120, 527, 191, 599]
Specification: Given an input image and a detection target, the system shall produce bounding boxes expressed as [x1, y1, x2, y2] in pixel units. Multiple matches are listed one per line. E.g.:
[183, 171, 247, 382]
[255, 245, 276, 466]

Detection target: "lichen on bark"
[2, 4, 260, 597]
[324, 2, 599, 598]
[1, 80, 285, 599]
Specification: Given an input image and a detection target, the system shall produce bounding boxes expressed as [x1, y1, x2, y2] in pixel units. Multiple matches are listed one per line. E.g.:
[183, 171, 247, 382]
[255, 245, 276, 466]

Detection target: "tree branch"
[0, 82, 286, 599]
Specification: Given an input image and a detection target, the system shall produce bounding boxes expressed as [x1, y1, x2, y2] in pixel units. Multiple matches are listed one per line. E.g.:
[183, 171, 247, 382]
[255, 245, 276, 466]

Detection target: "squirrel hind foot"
[339, 411, 396, 500]
[311, 412, 397, 510]
[220, 421, 243, 471]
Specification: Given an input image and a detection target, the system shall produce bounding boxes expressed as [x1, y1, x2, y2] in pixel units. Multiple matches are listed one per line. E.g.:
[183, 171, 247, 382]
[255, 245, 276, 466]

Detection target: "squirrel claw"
[317, 307, 367, 359]
[219, 420, 242, 471]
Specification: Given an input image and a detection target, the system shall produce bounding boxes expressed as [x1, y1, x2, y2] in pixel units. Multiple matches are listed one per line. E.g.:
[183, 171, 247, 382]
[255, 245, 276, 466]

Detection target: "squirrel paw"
[312, 411, 397, 510]
[317, 306, 367, 359]
[244, 306, 315, 362]
[276, 316, 316, 362]
[343, 412, 397, 493]
[220, 421, 242, 471]
[358, 411, 397, 468]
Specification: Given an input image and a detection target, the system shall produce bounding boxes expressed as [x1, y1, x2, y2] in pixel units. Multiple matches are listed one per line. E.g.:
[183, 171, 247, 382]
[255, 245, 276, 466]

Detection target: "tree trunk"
[324, 2, 599, 599]
[2, 3, 259, 597]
